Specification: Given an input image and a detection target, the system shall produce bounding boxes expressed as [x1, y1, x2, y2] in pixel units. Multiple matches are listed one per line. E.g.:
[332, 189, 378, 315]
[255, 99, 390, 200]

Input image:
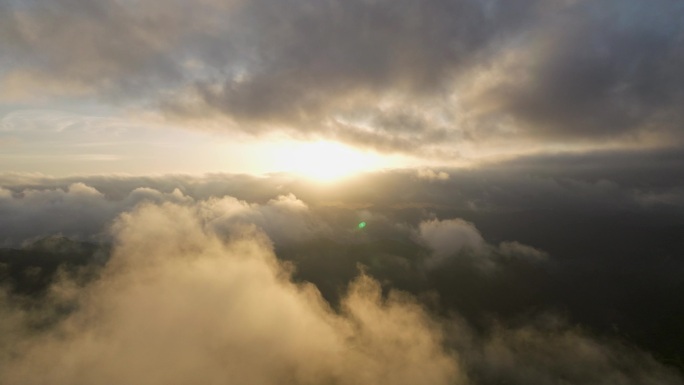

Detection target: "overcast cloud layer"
[2, 0, 683, 157]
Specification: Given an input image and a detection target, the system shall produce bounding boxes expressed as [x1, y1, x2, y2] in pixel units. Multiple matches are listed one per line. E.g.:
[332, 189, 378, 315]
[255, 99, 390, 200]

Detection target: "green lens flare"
[358, 221, 367, 229]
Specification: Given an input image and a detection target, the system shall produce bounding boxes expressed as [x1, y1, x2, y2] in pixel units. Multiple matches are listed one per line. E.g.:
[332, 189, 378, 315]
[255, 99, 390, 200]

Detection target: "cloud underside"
[1, 201, 680, 385]
[2, 0, 684, 155]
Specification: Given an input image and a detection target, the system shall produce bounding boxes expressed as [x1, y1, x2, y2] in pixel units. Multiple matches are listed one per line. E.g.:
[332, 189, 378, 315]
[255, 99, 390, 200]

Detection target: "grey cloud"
[0, 183, 189, 246]
[177, 0, 684, 151]
[0, 0, 185, 98]
[13, 0, 684, 154]
[418, 218, 486, 263]
[497, 241, 548, 262]
[465, 0, 684, 142]
[463, 317, 684, 385]
[160, 0, 543, 151]
[417, 217, 548, 270]
[0, 181, 322, 247]
[417, 169, 450, 181]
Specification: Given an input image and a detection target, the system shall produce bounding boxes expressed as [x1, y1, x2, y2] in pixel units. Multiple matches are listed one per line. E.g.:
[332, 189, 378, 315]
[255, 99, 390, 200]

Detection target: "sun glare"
[271, 141, 385, 181]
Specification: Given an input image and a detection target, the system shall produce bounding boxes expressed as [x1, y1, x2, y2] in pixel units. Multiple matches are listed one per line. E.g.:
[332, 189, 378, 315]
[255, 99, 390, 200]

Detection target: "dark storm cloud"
[3, 0, 682, 152]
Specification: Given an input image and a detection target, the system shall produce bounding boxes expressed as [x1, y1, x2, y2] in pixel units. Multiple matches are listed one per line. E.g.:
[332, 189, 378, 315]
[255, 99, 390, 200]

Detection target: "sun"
[270, 140, 386, 181]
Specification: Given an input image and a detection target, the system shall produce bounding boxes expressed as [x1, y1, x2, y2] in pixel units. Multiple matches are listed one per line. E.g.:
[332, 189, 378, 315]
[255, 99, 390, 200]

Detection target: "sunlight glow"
[271, 141, 389, 181]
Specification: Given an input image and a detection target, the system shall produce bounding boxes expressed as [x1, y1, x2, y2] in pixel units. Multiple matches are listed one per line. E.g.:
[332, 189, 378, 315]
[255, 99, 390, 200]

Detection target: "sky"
[1, 0, 684, 384]
[2, 0, 683, 176]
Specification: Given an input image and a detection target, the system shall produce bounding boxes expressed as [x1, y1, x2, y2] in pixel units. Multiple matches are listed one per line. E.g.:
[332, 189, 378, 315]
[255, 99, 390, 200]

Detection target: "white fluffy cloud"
[417, 218, 549, 267]
[418, 218, 486, 263]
